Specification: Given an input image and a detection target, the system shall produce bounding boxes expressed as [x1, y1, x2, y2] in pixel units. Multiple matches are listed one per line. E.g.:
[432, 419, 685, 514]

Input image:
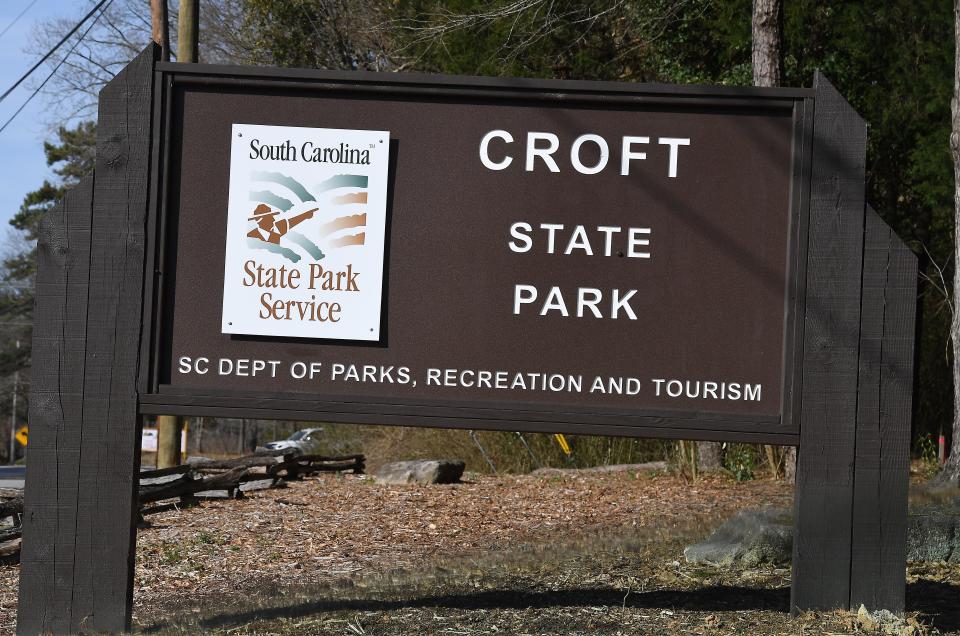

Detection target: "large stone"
[907, 500, 960, 563]
[684, 495, 960, 569]
[375, 460, 465, 485]
[683, 508, 793, 568]
[532, 461, 667, 476]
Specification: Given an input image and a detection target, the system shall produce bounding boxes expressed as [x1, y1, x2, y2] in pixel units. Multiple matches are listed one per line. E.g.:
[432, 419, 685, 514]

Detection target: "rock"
[684, 495, 960, 570]
[532, 461, 667, 476]
[907, 499, 960, 563]
[858, 604, 879, 633]
[375, 460, 465, 485]
[683, 508, 792, 568]
[856, 604, 919, 635]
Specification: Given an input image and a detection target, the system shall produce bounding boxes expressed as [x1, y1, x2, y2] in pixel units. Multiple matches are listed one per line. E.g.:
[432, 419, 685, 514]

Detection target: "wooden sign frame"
[17, 45, 917, 633]
[140, 54, 813, 445]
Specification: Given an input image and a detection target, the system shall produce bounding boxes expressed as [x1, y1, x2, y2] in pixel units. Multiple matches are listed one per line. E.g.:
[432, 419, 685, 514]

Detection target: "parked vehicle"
[262, 427, 324, 454]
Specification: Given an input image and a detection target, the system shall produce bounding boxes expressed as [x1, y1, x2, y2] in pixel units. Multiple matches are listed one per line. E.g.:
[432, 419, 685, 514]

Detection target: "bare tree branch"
[387, 0, 704, 79]
[26, 0, 256, 127]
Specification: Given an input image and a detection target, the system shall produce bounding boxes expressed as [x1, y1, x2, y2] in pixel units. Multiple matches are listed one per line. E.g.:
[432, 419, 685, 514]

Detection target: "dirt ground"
[1, 469, 957, 635]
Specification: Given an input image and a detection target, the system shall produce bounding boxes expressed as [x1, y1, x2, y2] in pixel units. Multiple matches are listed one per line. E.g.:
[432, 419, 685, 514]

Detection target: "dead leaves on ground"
[0, 471, 957, 634]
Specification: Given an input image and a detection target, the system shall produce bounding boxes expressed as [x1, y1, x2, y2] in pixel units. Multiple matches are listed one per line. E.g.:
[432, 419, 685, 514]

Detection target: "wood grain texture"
[875, 232, 916, 608]
[791, 72, 868, 612]
[73, 44, 157, 632]
[17, 44, 158, 635]
[17, 177, 95, 634]
[849, 207, 917, 611]
[17, 195, 71, 633]
[850, 207, 891, 609]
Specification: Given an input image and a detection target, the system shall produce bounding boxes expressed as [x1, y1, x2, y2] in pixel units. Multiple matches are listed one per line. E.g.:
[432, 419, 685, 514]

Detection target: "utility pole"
[150, 0, 170, 61]
[178, 0, 199, 63]
[156, 0, 198, 468]
[8, 340, 18, 464]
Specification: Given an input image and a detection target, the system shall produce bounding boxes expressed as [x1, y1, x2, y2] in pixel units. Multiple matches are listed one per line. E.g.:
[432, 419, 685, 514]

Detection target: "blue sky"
[0, 0, 80, 230]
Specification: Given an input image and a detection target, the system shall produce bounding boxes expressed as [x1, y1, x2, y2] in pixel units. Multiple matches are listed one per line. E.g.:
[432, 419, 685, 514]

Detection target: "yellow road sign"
[15, 425, 27, 447]
[554, 433, 571, 456]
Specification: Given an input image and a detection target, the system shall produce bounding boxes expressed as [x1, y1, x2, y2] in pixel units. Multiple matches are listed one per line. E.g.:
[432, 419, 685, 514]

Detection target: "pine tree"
[0, 122, 96, 377]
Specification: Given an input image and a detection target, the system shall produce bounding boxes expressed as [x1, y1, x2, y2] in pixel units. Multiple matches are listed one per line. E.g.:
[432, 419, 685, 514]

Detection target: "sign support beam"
[791, 75, 917, 613]
[791, 71, 869, 612]
[17, 44, 158, 634]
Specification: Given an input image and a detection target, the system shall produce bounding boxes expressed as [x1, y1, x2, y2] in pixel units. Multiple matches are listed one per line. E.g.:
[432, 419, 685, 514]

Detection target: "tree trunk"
[751, 0, 796, 481]
[752, 0, 783, 87]
[784, 448, 797, 481]
[693, 0, 786, 478]
[696, 441, 722, 473]
[942, 0, 960, 483]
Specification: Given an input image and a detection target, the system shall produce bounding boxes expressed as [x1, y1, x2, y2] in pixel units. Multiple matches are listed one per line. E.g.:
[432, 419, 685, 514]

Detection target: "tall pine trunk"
[755, 0, 791, 480]
[943, 0, 960, 483]
[752, 0, 782, 86]
[695, 0, 785, 475]
[697, 441, 722, 473]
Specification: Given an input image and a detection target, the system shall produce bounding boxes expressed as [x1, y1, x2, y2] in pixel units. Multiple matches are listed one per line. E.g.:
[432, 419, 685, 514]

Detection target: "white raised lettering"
[658, 137, 690, 177]
[620, 136, 649, 175]
[526, 132, 560, 172]
[570, 134, 609, 174]
[479, 130, 514, 170]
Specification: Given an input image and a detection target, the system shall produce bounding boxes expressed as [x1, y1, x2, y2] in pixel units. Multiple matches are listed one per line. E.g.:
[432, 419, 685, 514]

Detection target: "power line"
[0, 0, 39, 43]
[0, 0, 110, 106]
[0, 1, 111, 136]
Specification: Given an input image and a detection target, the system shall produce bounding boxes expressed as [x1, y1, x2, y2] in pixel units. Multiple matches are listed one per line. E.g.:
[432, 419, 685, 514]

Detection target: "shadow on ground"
[141, 580, 960, 634]
[158, 585, 790, 632]
[134, 517, 960, 635]
[908, 580, 960, 632]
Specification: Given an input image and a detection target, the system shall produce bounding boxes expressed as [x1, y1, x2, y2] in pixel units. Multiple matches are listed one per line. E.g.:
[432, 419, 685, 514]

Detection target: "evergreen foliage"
[0, 122, 96, 383]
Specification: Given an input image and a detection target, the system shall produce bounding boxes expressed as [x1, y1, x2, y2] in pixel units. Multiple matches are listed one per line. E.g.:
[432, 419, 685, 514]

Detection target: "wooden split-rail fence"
[0, 452, 363, 556]
[140, 451, 365, 503]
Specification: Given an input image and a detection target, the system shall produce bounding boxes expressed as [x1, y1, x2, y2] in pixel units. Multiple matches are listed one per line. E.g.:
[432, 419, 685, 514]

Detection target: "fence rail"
[0, 451, 364, 556]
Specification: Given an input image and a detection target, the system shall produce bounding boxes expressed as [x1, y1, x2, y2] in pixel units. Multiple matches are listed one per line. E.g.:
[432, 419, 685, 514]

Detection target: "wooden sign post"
[17, 44, 917, 633]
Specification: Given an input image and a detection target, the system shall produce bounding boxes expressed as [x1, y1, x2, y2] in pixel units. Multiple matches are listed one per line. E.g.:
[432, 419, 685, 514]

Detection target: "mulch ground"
[0, 469, 957, 634]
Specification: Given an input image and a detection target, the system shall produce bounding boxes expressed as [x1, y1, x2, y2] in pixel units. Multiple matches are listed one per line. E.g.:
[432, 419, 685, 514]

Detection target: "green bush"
[723, 443, 756, 482]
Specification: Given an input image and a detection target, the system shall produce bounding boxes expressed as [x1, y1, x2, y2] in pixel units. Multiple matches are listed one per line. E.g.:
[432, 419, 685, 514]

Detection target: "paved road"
[0, 465, 25, 489]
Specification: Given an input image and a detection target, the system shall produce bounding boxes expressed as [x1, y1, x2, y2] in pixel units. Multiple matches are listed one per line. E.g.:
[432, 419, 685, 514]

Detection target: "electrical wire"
[0, 0, 111, 136]
[0, 0, 110, 105]
[0, 0, 39, 43]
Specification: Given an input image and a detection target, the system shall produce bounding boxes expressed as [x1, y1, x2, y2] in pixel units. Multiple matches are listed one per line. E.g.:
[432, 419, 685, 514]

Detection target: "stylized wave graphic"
[246, 170, 371, 261]
[329, 232, 365, 248]
[332, 192, 368, 205]
[247, 237, 301, 262]
[319, 214, 366, 237]
[249, 190, 294, 211]
[315, 174, 368, 192]
[287, 231, 325, 261]
[251, 171, 316, 203]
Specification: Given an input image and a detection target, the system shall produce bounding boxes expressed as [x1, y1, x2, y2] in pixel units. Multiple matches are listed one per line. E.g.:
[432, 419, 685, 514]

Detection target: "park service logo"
[221, 123, 390, 341]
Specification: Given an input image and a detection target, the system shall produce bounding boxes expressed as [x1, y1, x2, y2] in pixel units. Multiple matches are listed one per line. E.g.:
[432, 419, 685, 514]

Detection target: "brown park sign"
[18, 46, 919, 633]
[144, 64, 808, 442]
